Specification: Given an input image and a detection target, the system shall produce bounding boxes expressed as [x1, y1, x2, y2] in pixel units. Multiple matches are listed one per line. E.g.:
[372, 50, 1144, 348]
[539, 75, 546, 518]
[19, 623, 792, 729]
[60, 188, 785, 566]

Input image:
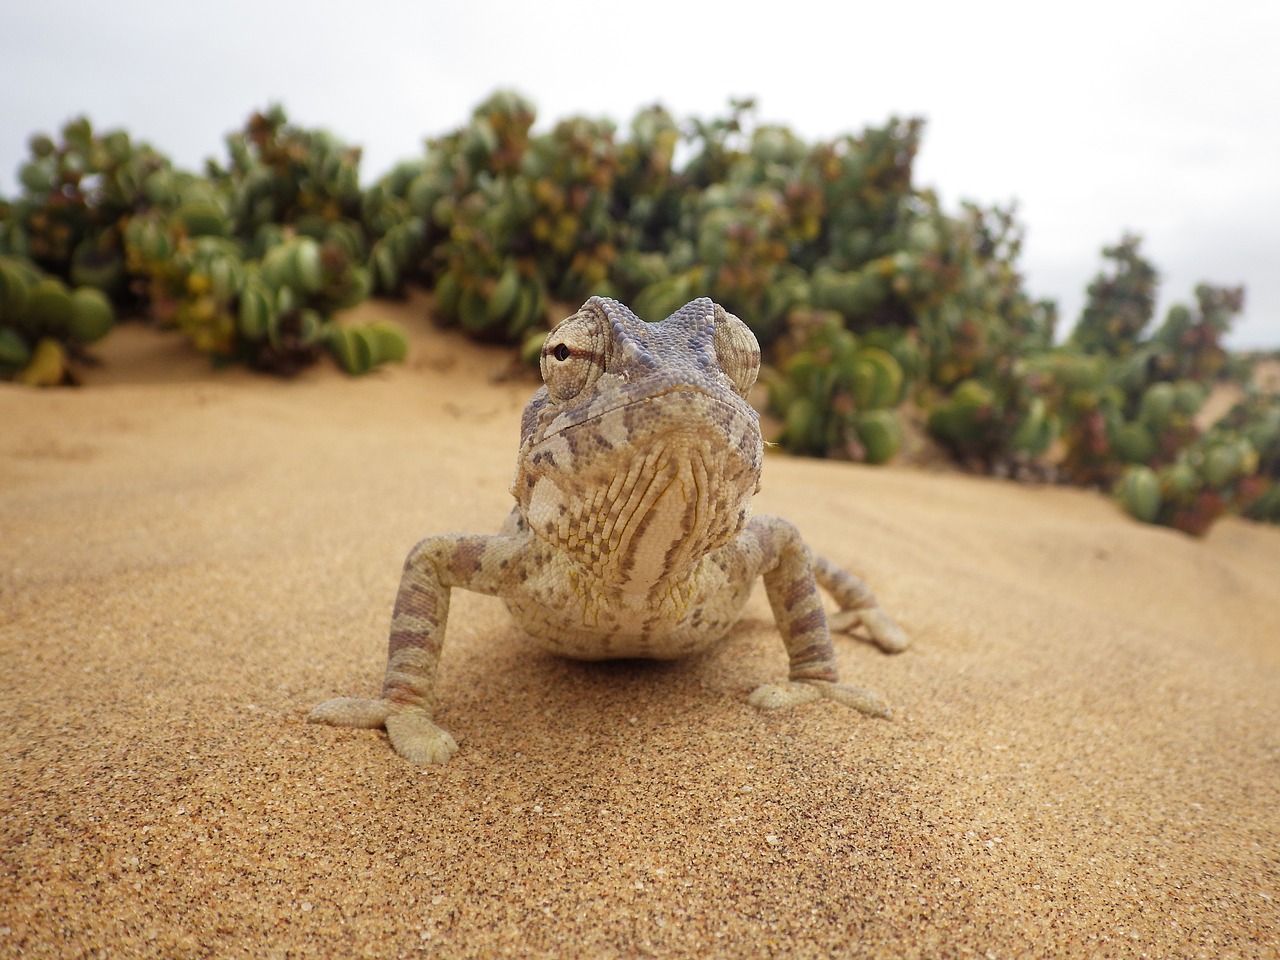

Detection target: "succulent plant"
[209, 106, 364, 238]
[1116, 466, 1162, 524]
[1201, 388, 1280, 526]
[118, 198, 398, 376]
[1059, 375, 1204, 490]
[359, 181, 426, 295]
[240, 234, 393, 374]
[0, 254, 116, 384]
[1069, 233, 1158, 359]
[433, 257, 549, 342]
[327, 319, 409, 375]
[5, 89, 1270, 526]
[1148, 283, 1245, 383]
[765, 311, 907, 462]
[1115, 433, 1259, 536]
[1050, 233, 1254, 517]
[417, 105, 625, 342]
[1111, 383, 1276, 536]
[612, 106, 682, 254]
[1, 117, 176, 311]
[925, 360, 1061, 475]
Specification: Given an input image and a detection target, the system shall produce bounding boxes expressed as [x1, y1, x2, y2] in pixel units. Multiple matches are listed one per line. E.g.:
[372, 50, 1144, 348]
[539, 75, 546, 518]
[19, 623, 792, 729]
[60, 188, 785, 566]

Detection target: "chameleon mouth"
[539, 381, 756, 443]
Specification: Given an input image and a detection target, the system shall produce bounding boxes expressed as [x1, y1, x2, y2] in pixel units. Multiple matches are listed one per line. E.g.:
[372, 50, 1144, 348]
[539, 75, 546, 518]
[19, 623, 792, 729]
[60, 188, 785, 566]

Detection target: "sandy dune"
[2, 295, 1278, 958]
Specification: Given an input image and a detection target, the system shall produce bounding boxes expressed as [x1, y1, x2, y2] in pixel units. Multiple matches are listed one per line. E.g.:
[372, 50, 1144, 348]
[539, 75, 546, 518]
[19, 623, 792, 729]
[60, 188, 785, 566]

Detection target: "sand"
[2, 293, 1278, 959]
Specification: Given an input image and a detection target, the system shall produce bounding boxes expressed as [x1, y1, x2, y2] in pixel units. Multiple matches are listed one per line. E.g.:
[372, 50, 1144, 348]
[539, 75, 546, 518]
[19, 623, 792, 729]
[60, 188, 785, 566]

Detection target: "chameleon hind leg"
[721, 516, 898, 717]
[813, 554, 909, 653]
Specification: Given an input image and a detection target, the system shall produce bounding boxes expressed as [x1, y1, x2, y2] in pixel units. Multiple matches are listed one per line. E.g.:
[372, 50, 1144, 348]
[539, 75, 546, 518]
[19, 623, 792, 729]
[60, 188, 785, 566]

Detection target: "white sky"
[4, 0, 1277, 347]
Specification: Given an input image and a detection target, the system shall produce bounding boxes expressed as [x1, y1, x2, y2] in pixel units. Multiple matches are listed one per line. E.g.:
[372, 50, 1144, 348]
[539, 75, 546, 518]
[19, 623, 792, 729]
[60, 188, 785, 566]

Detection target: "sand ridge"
[2, 298, 1278, 958]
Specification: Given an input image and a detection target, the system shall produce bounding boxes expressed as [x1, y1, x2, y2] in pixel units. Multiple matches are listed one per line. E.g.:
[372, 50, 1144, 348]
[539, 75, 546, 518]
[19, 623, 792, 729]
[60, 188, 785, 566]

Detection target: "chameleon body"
[310, 297, 908, 764]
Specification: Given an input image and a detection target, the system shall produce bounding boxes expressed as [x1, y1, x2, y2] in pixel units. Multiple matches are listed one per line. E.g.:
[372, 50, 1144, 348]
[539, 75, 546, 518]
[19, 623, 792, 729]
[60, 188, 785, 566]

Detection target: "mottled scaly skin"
[310, 297, 908, 765]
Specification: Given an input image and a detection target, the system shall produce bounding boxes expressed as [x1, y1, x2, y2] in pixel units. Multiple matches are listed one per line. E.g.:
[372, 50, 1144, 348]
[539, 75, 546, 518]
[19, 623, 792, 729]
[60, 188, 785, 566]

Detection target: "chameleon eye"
[540, 310, 605, 404]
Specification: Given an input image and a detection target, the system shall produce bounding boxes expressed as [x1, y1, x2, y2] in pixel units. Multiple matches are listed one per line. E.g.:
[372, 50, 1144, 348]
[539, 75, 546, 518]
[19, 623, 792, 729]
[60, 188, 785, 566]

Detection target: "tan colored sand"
[2, 295, 1278, 959]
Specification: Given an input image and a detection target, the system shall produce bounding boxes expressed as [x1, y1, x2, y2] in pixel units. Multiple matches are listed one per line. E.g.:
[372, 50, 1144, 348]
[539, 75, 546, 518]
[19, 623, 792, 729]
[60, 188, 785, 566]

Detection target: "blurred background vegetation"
[2, 93, 1276, 536]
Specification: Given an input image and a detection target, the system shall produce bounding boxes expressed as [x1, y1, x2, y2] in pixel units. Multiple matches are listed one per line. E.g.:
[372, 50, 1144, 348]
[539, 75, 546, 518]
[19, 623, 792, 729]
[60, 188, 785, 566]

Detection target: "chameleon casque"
[310, 296, 908, 764]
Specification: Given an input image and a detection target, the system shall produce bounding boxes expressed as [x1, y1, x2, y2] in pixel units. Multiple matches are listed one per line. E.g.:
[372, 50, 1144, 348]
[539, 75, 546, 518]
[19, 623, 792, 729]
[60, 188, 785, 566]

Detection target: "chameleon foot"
[828, 607, 909, 653]
[309, 698, 458, 764]
[384, 708, 458, 765]
[749, 680, 891, 719]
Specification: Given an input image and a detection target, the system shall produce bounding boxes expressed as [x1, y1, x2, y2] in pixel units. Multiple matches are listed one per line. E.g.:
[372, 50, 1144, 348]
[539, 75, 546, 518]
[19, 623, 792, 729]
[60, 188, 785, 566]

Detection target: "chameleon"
[309, 297, 908, 765]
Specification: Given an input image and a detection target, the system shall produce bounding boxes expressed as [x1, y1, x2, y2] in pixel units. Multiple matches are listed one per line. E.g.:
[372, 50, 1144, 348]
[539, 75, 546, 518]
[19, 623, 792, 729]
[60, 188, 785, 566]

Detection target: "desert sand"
[2, 292, 1278, 959]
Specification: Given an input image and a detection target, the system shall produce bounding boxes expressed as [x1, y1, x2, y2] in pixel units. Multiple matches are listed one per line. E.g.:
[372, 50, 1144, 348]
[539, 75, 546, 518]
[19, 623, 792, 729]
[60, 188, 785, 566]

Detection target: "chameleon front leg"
[729, 516, 897, 718]
[309, 533, 523, 765]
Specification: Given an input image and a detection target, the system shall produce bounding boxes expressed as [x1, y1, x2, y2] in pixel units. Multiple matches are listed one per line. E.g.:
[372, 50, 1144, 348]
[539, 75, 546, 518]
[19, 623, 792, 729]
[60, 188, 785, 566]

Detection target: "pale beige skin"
[310, 297, 908, 765]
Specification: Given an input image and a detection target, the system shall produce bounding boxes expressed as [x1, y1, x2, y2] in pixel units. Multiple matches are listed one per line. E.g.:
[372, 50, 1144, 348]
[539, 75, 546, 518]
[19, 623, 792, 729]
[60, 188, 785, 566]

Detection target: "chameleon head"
[512, 297, 764, 595]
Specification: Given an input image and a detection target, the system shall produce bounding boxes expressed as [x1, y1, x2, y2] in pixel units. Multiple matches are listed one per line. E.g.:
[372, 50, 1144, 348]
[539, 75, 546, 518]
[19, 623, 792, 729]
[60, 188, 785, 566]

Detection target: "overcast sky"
[4, 0, 1277, 347]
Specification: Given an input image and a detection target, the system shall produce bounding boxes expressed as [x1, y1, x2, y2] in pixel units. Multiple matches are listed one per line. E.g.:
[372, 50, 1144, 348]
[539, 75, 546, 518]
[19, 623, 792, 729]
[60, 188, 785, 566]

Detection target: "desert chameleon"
[310, 297, 908, 764]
